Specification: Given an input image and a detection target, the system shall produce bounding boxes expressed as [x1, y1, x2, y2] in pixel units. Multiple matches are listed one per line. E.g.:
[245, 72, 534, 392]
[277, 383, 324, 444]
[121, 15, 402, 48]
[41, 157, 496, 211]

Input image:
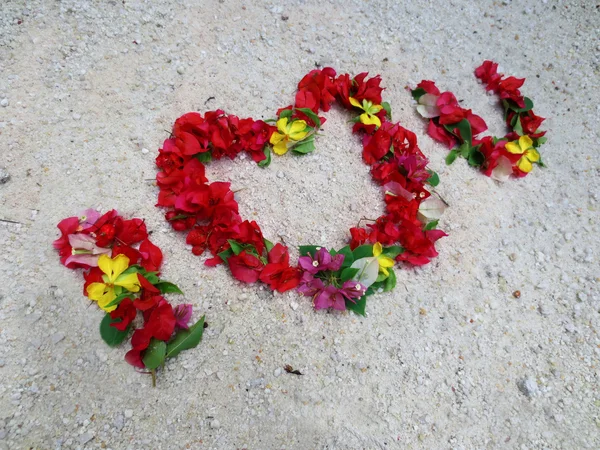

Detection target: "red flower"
[362, 124, 391, 164]
[228, 250, 264, 283]
[427, 120, 457, 148]
[53, 216, 81, 266]
[259, 244, 301, 293]
[474, 60, 501, 90]
[397, 222, 446, 266]
[232, 220, 265, 255]
[139, 239, 163, 272]
[295, 67, 337, 113]
[352, 72, 384, 104]
[416, 80, 440, 96]
[110, 298, 137, 331]
[349, 227, 368, 250]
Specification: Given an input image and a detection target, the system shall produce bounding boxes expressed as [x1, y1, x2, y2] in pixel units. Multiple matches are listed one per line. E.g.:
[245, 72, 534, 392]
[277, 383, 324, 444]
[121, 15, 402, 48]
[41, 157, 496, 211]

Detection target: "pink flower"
[64, 233, 111, 267]
[173, 304, 193, 330]
[298, 248, 344, 274]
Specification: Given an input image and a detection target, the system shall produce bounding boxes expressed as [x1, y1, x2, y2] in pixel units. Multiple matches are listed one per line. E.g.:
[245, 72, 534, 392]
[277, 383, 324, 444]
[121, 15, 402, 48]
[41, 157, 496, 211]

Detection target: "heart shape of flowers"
[155, 68, 447, 315]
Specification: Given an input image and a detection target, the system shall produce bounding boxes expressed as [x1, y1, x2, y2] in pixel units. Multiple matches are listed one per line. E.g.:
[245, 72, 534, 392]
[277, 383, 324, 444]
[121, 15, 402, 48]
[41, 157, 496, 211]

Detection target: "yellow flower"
[505, 135, 540, 173]
[373, 242, 395, 276]
[269, 117, 309, 156]
[86, 254, 141, 312]
[349, 97, 383, 128]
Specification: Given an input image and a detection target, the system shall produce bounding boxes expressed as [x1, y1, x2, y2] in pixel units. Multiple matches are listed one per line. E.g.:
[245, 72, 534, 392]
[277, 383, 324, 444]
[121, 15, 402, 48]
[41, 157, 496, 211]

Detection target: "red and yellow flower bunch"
[54, 210, 204, 384]
[155, 68, 447, 315]
[412, 60, 546, 180]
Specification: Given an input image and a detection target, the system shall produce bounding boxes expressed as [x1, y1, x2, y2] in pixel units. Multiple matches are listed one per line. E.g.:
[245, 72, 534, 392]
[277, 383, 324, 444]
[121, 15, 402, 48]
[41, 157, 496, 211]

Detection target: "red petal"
[139, 239, 163, 272]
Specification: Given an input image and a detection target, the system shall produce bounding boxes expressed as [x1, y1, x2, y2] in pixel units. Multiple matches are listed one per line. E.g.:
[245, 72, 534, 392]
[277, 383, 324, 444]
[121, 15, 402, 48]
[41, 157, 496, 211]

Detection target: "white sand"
[1, 0, 599, 448]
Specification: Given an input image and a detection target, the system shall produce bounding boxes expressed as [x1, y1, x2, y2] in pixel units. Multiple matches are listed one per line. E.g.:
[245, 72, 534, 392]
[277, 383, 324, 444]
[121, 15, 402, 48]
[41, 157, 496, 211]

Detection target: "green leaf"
[446, 149, 459, 165]
[383, 269, 396, 292]
[424, 220, 439, 231]
[298, 245, 321, 258]
[536, 136, 547, 146]
[346, 295, 367, 317]
[102, 292, 131, 310]
[375, 272, 388, 283]
[166, 316, 205, 359]
[227, 240, 244, 256]
[427, 170, 440, 187]
[467, 147, 485, 167]
[99, 313, 130, 347]
[295, 108, 321, 128]
[381, 101, 392, 120]
[154, 281, 184, 295]
[382, 245, 403, 259]
[142, 339, 167, 370]
[337, 246, 354, 268]
[263, 118, 277, 123]
[512, 116, 524, 136]
[509, 97, 534, 113]
[258, 146, 271, 168]
[411, 87, 426, 101]
[352, 244, 374, 260]
[340, 267, 360, 282]
[195, 152, 212, 163]
[217, 248, 234, 266]
[264, 238, 274, 253]
[455, 119, 472, 146]
[293, 138, 315, 154]
[459, 142, 470, 158]
[279, 109, 293, 119]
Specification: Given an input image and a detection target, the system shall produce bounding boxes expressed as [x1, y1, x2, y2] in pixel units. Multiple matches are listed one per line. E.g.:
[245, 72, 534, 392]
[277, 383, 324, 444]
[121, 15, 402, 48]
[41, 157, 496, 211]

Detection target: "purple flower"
[339, 280, 366, 302]
[296, 272, 325, 297]
[298, 248, 344, 274]
[173, 304, 193, 330]
[314, 285, 346, 311]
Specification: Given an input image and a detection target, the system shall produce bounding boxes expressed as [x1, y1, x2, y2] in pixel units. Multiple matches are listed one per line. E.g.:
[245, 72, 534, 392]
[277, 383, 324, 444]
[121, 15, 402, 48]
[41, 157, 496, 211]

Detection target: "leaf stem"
[151, 369, 156, 388]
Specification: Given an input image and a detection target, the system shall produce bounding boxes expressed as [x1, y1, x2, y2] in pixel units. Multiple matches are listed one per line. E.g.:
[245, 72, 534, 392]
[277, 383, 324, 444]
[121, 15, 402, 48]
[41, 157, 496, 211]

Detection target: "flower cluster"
[53, 210, 205, 384]
[412, 60, 546, 180]
[155, 68, 446, 315]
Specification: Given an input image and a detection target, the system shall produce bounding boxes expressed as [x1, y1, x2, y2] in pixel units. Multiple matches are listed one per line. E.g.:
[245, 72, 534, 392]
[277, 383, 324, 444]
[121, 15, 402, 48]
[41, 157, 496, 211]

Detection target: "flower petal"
[86, 282, 110, 302]
[272, 140, 289, 156]
[505, 141, 524, 155]
[288, 128, 309, 141]
[517, 156, 533, 173]
[417, 195, 447, 222]
[289, 119, 307, 135]
[114, 273, 141, 292]
[350, 257, 379, 288]
[490, 155, 513, 182]
[269, 132, 285, 145]
[416, 104, 440, 118]
[349, 97, 362, 109]
[525, 148, 540, 163]
[518, 135, 533, 151]
[109, 254, 131, 280]
[276, 117, 289, 134]
[360, 113, 381, 128]
[373, 242, 383, 257]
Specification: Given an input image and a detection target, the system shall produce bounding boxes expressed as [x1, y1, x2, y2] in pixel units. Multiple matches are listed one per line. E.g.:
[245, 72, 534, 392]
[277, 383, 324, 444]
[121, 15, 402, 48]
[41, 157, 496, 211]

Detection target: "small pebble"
[124, 409, 133, 419]
[0, 98, 8, 107]
[0, 167, 10, 184]
[210, 419, 221, 429]
[141, 148, 149, 154]
[177, 66, 185, 74]
[277, 171, 284, 178]
[290, 301, 298, 311]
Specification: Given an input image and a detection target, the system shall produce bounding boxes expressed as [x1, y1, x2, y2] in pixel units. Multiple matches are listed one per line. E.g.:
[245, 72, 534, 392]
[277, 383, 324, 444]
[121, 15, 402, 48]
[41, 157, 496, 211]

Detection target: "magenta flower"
[339, 280, 366, 302]
[314, 285, 345, 310]
[298, 248, 344, 274]
[296, 272, 325, 297]
[173, 304, 193, 330]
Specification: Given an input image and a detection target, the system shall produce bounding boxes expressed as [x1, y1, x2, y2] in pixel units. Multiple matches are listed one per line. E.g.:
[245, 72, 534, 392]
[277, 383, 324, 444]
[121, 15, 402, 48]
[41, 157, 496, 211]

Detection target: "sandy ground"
[1, 0, 599, 448]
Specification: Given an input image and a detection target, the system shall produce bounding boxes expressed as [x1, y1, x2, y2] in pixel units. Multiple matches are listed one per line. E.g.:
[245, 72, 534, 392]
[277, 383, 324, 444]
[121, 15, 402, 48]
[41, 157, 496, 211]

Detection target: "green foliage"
[99, 313, 130, 347]
[154, 282, 184, 295]
[166, 316, 206, 359]
[258, 146, 271, 167]
[142, 339, 167, 370]
[346, 295, 367, 316]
